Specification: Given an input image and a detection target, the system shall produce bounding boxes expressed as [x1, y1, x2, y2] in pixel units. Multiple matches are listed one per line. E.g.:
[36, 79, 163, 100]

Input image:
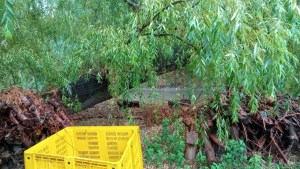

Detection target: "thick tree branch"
[138, 0, 188, 32]
[124, 0, 140, 12]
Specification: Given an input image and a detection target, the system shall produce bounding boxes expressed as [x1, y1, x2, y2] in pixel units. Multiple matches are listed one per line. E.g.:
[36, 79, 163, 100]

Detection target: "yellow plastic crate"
[24, 126, 143, 169]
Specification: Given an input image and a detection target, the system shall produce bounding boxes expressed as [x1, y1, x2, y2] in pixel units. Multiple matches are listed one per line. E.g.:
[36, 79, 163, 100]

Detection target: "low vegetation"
[145, 118, 185, 168]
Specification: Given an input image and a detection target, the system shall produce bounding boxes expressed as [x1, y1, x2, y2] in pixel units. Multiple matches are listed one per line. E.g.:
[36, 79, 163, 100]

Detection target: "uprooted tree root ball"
[0, 87, 72, 168]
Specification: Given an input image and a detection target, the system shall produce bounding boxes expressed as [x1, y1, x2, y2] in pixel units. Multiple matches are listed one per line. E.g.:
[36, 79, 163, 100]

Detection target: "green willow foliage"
[106, 0, 300, 121]
[0, 0, 15, 40]
[0, 0, 126, 91]
[0, 0, 299, 121]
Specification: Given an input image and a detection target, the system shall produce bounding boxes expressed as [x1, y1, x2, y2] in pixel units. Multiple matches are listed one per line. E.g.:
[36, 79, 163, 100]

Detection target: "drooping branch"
[142, 32, 199, 52]
[138, 0, 188, 32]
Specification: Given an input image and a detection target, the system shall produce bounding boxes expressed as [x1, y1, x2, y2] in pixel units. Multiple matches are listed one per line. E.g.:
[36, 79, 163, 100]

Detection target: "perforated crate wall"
[24, 126, 143, 169]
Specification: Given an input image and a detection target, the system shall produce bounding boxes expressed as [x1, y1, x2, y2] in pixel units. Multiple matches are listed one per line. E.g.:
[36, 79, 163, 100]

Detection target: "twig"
[186, 90, 204, 112]
[246, 146, 252, 152]
[292, 116, 300, 126]
[247, 139, 261, 150]
[247, 127, 258, 142]
[270, 128, 289, 163]
[262, 140, 273, 152]
[280, 113, 300, 120]
[242, 124, 248, 141]
[278, 111, 290, 121]
[249, 117, 264, 128]
[257, 135, 266, 150]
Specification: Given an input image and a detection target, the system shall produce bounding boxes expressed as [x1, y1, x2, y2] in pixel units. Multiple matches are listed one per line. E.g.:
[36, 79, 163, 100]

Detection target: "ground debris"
[129, 94, 300, 164]
[203, 94, 300, 163]
[0, 87, 72, 168]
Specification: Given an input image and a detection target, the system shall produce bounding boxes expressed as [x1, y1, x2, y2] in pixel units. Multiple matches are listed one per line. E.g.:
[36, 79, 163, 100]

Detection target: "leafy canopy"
[0, 0, 299, 121]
